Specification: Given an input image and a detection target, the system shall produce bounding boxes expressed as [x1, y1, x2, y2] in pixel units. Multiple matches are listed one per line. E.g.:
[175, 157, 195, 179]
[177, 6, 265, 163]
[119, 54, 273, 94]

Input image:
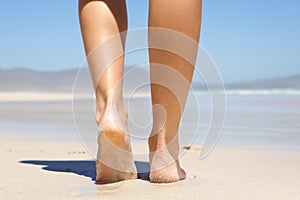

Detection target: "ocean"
[0, 90, 299, 157]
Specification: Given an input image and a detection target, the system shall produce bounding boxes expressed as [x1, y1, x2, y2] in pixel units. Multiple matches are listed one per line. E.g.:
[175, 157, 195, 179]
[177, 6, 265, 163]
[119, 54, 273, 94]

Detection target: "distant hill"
[226, 75, 300, 90]
[0, 67, 299, 92]
[0, 66, 148, 93]
[0, 68, 82, 92]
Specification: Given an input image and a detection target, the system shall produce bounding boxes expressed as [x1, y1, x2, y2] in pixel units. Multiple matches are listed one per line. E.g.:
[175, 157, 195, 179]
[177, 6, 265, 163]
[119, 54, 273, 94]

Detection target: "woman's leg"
[79, 0, 137, 183]
[148, 0, 202, 183]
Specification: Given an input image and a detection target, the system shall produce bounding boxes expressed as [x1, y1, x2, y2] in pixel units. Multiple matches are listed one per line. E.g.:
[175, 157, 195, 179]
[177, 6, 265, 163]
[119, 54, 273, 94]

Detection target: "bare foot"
[96, 105, 137, 184]
[148, 131, 186, 183]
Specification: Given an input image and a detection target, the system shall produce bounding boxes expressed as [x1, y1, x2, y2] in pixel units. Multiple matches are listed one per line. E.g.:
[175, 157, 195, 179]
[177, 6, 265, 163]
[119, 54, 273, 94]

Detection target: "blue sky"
[0, 0, 299, 83]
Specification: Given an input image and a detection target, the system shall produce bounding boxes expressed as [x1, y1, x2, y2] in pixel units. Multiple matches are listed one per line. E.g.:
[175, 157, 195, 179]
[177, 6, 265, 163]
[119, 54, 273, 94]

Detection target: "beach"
[2, 0, 300, 198]
[1, 93, 300, 199]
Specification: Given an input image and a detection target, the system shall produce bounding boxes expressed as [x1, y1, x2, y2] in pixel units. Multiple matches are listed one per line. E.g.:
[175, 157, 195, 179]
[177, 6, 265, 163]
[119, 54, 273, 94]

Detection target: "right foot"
[96, 105, 137, 184]
[148, 131, 186, 183]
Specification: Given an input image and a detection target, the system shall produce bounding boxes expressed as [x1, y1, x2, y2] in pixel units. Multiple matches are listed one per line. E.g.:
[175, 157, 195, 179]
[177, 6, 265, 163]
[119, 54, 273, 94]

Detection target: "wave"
[193, 89, 300, 96]
[0, 89, 299, 102]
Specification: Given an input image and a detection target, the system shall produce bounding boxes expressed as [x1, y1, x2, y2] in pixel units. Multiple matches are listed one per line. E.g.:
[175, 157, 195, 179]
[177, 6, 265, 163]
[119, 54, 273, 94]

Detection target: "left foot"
[96, 104, 137, 184]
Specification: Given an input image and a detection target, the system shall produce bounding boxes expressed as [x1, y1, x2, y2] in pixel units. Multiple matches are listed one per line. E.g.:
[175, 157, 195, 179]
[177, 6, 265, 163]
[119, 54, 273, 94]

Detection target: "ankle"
[148, 128, 180, 160]
[95, 96, 128, 132]
[148, 128, 167, 152]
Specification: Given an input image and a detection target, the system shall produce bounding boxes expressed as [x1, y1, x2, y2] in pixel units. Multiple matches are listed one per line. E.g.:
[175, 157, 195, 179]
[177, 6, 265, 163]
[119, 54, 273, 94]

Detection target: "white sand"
[1, 94, 299, 199]
[1, 133, 300, 200]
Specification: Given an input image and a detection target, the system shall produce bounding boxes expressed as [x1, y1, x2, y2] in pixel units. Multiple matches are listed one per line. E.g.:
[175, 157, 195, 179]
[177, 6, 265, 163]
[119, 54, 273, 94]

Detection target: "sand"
[1, 93, 300, 199]
[1, 133, 300, 200]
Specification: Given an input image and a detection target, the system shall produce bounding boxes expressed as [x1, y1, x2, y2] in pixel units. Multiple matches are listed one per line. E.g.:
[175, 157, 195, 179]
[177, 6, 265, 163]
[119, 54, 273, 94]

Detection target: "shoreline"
[0, 90, 299, 103]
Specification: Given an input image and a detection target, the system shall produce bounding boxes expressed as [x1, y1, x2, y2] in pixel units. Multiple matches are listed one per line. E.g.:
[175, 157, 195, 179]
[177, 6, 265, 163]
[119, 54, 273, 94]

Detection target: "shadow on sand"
[20, 160, 150, 181]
